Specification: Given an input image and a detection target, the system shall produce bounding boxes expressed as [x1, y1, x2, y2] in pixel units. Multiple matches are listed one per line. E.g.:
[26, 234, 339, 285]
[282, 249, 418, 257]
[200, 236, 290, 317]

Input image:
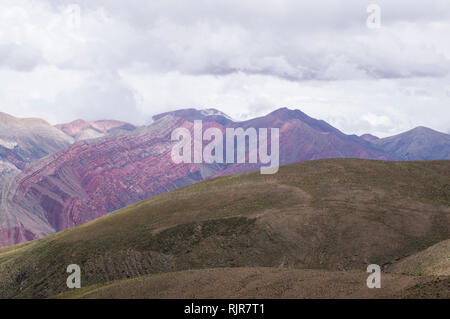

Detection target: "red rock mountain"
[0, 115, 225, 246]
[0, 107, 398, 246]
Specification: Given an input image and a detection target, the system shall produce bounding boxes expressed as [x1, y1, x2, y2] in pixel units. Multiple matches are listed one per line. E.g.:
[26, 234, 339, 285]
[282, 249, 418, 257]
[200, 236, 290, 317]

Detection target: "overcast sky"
[0, 0, 449, 137]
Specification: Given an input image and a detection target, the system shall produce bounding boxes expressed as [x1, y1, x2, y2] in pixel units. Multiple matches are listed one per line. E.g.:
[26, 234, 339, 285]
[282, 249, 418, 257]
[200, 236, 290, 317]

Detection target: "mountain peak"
[55, 119, 135, 140]
[0, 111, 15, 121]
[268, 107, 309, 120]
[261, 107, 344, 136]
[374, 125, 450, 160]
[152, 108, 234, 124]
[0, 112, 51, 127]
[408, 126, 444, 135]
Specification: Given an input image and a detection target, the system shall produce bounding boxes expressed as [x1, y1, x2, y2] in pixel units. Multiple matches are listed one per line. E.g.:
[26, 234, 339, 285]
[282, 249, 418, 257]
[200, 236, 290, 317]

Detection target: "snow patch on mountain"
[200, 108, 236, 121]
[0, 138, 17, 150]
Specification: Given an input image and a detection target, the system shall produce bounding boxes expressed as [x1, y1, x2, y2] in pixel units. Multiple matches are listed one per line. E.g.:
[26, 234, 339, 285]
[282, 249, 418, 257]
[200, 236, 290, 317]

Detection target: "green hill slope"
[0, 159, 448, 298]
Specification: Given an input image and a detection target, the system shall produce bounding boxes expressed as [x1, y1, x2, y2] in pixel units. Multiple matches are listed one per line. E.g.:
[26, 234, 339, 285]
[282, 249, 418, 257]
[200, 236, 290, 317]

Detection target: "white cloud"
[362, 113, 393, 127]
[0, 43, 45, 71]
[0, 0, 448, 136]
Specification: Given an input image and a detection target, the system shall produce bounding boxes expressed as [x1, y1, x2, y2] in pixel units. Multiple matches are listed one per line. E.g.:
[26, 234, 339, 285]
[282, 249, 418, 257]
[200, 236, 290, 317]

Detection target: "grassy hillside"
[55, 267, 445, 299]
[0, 159, 448, 298]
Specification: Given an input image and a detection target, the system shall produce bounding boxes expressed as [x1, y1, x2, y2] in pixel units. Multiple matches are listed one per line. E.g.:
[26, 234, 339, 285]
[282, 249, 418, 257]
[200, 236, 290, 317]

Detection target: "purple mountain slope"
[372, 126, 450, 160]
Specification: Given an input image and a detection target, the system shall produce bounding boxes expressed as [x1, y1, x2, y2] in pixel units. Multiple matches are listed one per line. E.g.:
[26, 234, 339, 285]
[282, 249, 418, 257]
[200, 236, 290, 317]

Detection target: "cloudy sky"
[0, 0, 449, 137]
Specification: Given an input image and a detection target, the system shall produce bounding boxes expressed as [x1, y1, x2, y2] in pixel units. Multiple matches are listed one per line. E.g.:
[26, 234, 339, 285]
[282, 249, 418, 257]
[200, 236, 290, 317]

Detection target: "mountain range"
[0, 107, 449, 247]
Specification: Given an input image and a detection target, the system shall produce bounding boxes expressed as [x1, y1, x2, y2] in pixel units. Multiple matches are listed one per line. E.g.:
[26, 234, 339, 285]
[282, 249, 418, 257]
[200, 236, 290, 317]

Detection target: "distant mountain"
[55, 119, 136, 141]
[372, 126, 450, 160]
[0, 159, 448, 298]
[152, 107, 235, 126]
[218, 108, 389, 175]
[0, 112, 73, 172]
[166, 107, 390, 167]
